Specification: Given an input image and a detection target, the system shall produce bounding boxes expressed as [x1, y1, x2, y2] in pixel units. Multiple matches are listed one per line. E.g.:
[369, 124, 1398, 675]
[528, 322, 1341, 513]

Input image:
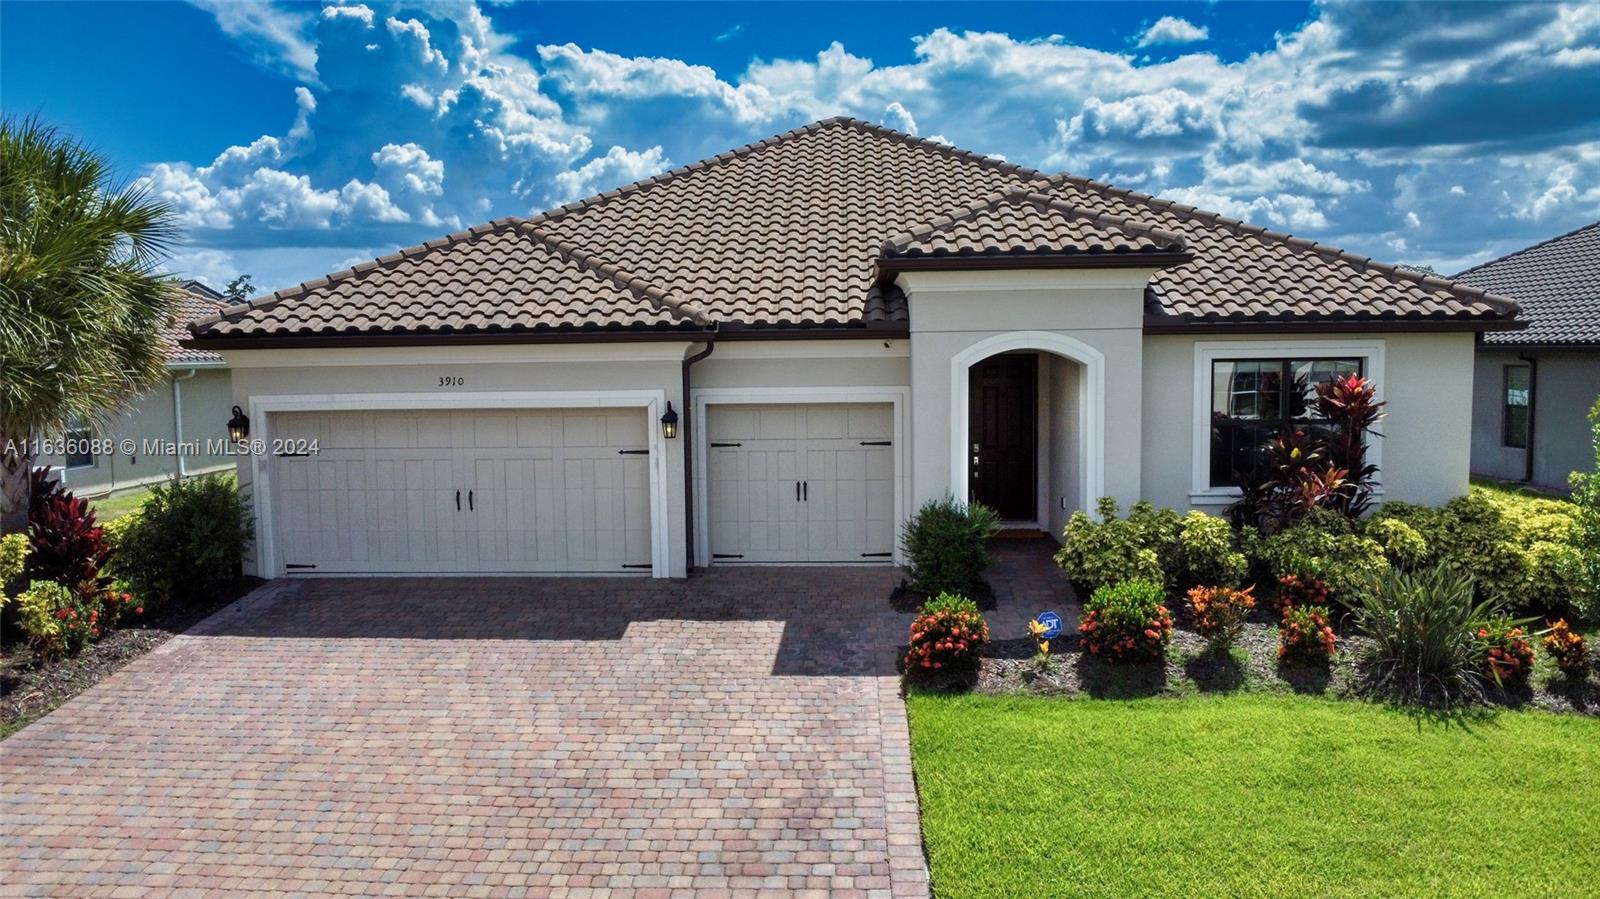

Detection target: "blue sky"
[4, 1, 1598, 293]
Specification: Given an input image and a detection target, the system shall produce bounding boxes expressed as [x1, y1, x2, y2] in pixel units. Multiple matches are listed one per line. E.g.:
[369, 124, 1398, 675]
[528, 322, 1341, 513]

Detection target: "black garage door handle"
[455, 490, 461, 511]
[468, 490, 474, 511]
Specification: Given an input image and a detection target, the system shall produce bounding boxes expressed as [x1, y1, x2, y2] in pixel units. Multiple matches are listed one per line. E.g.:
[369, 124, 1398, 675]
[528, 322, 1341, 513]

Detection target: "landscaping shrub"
[1, 531, 27, 587]
[904, 593, 989, 679]
[1174, 511, 1247, 589]
[1476, 617, 1535, 687]
[1080, 578, 1171, 663]
[24, 471, 111, 591]
[1055, 498, 1166, 594]
[1273, 573, 1330, 616]
[1364, 517, 1428, 570]
[1568, 397, 1600, 623]
[1186, 584, 1255, 649]
[1246, 509, 1386, 608]
[900, 495, 999, 599]
[1541, 620, 1589, 679]
[107, 474, 250, 610]
[1278, 604, 1337, 665]
[1352, 566, 1506, 704]
[14, 581, 136, 660]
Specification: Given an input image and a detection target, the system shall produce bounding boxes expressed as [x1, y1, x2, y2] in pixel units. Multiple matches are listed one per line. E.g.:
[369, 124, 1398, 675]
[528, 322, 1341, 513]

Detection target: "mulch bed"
[1, 577, 263, 737]
[913, 605, 1599, 718]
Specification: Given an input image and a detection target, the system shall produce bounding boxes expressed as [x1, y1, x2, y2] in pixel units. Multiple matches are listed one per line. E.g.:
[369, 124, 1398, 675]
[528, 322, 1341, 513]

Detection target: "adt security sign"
[1035, 611, 1063, 640]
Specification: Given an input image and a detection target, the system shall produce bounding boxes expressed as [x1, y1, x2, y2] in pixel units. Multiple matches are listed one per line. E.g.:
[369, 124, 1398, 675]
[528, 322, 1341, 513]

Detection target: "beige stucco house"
[185, 119, 1522, 579]
[45, 282, 236, 495]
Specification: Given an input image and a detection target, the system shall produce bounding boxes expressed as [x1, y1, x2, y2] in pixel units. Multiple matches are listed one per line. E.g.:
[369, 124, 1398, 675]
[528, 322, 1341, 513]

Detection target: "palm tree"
[0, 116, 180, 533]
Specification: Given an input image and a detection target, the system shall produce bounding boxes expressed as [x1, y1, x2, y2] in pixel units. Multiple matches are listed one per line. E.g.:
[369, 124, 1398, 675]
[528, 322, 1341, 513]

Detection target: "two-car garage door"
[270, 409, 652, 574]
[705, 403, 896, 563]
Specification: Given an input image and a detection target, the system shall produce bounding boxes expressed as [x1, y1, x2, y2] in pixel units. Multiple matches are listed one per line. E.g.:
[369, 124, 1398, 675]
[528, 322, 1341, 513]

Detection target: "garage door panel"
[272, 407, 653, 575]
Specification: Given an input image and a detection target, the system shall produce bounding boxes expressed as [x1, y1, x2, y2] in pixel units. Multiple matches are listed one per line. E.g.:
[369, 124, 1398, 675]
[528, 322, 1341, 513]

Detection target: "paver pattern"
[2, 569, 928, 898]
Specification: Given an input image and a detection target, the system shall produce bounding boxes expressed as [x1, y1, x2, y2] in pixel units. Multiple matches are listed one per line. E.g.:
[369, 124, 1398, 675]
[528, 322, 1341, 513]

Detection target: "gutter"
[172, 368, 200, 478]
[681, 324, 718, 570]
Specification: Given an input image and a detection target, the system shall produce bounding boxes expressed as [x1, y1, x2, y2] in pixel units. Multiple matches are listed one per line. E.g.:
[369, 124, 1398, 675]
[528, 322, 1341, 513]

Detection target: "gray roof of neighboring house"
[188, 118, 1521, 347]
[1452, 221, 1600, 347]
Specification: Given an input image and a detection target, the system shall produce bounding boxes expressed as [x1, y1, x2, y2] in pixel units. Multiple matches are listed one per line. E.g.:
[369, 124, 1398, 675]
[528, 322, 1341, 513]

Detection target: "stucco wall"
[1142, 332, 1479, 512]
[1046, 354, 1081, 538]
[223, 344, 695, 578]
[1472, 347, 1600, 491]
[44, 367, 234, 494]
[899, 268, 1154, 520]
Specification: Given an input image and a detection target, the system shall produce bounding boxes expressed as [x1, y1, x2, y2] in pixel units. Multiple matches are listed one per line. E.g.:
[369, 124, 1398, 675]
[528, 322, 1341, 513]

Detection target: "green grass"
[88, 485, 154, 520]
[908, 692, 1600, 898]
[1470, 476, 1574, 504]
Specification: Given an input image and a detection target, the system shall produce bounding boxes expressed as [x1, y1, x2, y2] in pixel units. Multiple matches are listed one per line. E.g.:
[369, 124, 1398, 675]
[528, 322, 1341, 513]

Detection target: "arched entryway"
[949, 331, 1104, 528]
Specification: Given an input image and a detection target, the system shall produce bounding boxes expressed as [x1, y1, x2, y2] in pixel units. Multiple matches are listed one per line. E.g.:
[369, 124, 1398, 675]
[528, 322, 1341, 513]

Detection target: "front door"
[969, 354, 1037, 519]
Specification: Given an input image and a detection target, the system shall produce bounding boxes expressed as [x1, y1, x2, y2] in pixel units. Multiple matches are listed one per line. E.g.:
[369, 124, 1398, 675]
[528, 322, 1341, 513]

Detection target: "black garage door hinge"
[276, 451, 313, 457]
[617, 449, 650, 455]
[710, 442, 742, 447]
[621, 563, 652, 569]
[859, 440, 892, 446]
[860, 552, 893, 558]
[712, 553, 745, 559]
[285, 563, 318, 570]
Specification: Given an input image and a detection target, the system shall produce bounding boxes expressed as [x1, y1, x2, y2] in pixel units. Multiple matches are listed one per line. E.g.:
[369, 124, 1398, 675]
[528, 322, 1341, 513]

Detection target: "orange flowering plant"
[904, 593, 989, 678]
[1278, 604, 1337, 665]
[1186, 584, 1256, 648]
[1476, 616, 1536, 686]
[1541, 619, 1589, 677]
[1273, 573, 1329, 616]
[1081, 579, 1172, 663]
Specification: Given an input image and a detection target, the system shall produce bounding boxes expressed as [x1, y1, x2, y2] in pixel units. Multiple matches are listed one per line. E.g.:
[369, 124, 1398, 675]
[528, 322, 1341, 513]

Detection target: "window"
[1503, 364, 1531, 449]
[1209, 357, 1363, 488]
[64, 413, 95, 469]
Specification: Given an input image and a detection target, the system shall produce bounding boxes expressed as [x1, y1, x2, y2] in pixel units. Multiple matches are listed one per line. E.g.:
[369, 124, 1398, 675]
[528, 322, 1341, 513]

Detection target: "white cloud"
[881, 101, 918, 135]
[1136, 16, 1210, 48]
[552, 145, 671, 205]
[189, 0, 318, 81]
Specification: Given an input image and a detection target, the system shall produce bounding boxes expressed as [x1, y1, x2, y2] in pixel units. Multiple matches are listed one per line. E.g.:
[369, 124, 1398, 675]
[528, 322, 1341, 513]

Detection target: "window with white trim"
[1208, 357, 1363, 488]
[64, 413, 95, 469]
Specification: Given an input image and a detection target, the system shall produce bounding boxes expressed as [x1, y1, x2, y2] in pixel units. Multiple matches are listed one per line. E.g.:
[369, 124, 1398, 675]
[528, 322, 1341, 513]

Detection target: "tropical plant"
[1272, 572, 1330, 616]
[105, 474, 249, 610]
[1278, 604, 1337, 665]
[1247, 509, 1387, 608]
[903, 593, 989, 680]
[1314, 373, 1385, 518]
[24, 470, 110, 590]
[900, 494, 999, 599]
[1080, 578, 1172, 663]
[1352, 566, 1524, 704]
[1174, 511, 1247, 589]
[1541, 620, 1589, 678]
[1186, 584, 1256, 649]
[0, 531, 26, 585]
[13, 580, 135, 659]
[1364, 517, 1429, 570]
[1569, 397, 1600, 623]
[1476, 617, 1536, 687]
[0, 116, 180, 532]
[1056, 498, 1166, 594]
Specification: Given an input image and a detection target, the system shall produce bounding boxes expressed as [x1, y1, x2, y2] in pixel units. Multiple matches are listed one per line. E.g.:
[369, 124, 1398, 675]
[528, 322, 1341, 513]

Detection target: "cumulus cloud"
[1136, 17, 1210, 48]
[163, 0, 1599, 289]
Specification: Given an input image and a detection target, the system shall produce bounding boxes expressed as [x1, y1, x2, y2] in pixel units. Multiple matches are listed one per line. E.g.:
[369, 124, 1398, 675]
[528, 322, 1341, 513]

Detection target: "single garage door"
[270, 409, 653, 574]
[706, 403, 895, 563]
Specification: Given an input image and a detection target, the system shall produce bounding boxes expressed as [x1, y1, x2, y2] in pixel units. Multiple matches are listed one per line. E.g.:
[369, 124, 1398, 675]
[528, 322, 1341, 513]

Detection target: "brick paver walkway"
[2, 569, 928, 898]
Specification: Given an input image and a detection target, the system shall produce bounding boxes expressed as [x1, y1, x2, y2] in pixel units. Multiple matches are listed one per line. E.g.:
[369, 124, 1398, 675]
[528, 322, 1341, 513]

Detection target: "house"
[1455, 222, 1600, 493]
[185, 118, 1521, 579]
[45, 281, 236, 495]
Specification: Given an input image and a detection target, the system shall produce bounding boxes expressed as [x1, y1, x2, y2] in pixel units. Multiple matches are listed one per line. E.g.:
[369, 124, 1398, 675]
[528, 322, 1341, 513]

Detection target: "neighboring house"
[43, 281, 236, 494]
[1455, 222, 1600, 493]
[186, 118, 1521, 580]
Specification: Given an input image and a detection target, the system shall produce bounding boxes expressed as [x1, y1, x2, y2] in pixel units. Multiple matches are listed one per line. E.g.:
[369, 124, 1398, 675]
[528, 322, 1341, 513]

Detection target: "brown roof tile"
[163, 288, 228, 364]
[190, 117, 1520, 345]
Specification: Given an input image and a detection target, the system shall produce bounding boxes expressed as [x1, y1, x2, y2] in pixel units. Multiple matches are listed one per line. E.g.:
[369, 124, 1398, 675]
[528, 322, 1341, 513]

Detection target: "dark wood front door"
[969, 354, 1037, 520]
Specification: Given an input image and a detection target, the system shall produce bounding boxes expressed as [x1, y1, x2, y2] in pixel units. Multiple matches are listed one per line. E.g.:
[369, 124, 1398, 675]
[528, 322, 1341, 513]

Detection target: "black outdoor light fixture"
[660, 401, 679, 439]
[227, 405, 250, 442]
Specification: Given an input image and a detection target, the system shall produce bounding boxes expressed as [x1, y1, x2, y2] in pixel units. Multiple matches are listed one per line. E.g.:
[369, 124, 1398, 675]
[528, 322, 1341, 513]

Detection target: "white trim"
[247, 390, 672, 579]
[949, 332, 1105, 516]
[1190, 338, 1386, 502]
[703, 340, 908, 360]
[223, 343, 695, 368]
[690, 385, 910, 568]
[164, 360, 227, 371]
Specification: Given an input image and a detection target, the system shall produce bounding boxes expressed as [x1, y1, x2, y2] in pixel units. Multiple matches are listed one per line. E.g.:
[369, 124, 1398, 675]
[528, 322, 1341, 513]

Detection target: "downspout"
[172, 368, 199, 478]
[682, 325, 719, 571]
[1519, 353, 1538, 485]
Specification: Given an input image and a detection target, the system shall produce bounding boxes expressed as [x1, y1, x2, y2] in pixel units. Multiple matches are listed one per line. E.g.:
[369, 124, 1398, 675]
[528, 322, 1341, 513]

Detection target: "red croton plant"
[24, 468, 111, 590]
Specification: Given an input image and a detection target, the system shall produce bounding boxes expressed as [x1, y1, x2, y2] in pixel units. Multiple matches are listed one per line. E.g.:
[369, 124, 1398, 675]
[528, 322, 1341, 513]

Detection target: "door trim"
[949, 331, 1105, 517]
[690, 386, 910, 568]
[247, 390, 672, 579]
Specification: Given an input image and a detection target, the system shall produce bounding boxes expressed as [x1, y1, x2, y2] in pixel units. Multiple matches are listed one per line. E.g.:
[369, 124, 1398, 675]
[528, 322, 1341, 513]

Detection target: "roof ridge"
[881, 185, 1186, 255]
[515, 223, 710, 326]
[1045, 172, 1523, 316]
[526, 116, 1047, 230]
[1450, 219, 1600, 279]
[188, 217, 525, 334]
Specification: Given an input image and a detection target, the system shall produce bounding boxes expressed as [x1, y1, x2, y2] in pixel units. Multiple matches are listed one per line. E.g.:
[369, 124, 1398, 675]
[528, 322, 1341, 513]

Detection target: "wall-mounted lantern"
[227, 405, 250, 442]
[660, 401, 679, 439]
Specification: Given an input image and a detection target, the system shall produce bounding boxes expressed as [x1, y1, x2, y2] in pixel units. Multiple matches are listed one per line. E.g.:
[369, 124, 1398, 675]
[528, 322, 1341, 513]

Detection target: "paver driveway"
[2, 569, 928, 898]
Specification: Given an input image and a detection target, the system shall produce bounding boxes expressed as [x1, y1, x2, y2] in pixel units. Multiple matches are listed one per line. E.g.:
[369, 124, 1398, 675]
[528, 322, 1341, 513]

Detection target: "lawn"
[908, 692, 1600, 898]
[87, 485, 154, 520]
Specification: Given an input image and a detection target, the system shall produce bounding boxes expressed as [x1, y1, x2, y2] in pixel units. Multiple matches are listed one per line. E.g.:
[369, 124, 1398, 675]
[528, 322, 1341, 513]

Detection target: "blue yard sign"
[1035, 611, 1063, 640]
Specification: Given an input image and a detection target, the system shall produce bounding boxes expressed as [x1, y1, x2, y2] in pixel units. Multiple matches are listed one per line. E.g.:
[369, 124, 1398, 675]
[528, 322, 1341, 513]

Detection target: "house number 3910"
[438, 376, 466, 387]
